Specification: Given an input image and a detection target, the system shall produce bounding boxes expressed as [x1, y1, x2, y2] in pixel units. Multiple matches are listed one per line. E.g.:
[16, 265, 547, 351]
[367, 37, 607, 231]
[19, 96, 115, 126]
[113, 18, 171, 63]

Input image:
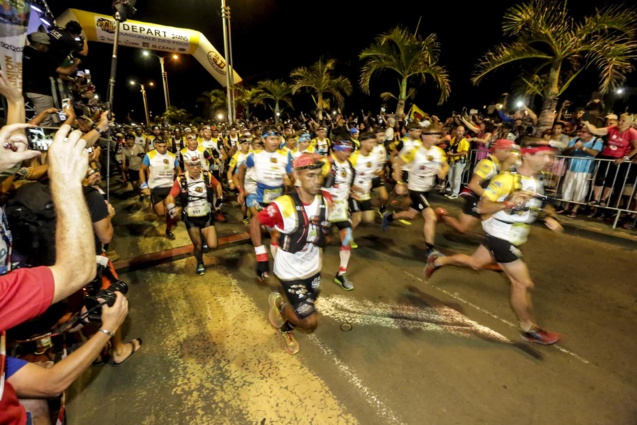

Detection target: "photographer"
[2, 292, 128, 425]
[47, 21, 88, 67]
[23, 32, 82, 127]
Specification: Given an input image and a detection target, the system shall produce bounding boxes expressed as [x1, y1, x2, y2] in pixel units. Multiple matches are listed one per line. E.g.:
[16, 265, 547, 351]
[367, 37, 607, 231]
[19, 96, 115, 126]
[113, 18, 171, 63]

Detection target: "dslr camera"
[83, 280, 128, 322]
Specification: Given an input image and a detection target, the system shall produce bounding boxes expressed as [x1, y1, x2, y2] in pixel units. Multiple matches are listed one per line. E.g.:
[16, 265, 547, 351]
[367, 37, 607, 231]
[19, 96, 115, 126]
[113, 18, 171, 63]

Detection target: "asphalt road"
[65, 189, 637, 425]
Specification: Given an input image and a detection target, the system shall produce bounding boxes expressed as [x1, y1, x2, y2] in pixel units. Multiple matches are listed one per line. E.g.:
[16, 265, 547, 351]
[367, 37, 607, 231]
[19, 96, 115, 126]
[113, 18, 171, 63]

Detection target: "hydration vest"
[279, 190, 329, 254]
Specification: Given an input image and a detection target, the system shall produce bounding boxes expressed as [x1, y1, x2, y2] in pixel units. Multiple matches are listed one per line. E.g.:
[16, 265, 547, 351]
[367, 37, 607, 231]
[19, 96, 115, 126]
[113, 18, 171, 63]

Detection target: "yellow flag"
[409, 104, 427, 121]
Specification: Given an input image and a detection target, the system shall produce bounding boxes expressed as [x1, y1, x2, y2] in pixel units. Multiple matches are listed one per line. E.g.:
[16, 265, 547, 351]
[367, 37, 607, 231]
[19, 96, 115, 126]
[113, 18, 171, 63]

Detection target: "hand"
[0, 71, 23, 103]
[0, 123, 41, 172]
[614, 157, 626, 165]
[214, 197, 223, 210]
[544, 217, 563, 233]
[256, 260, 269, 280]
[142, 188, 151, 196]
[47, 125, 88, 187]
[505, 191, 532, 209]
[106, 201, 116, 218]
[100, 291, 129, 332]
[237, 192, 245, 205]
[574, 141, 584, 150]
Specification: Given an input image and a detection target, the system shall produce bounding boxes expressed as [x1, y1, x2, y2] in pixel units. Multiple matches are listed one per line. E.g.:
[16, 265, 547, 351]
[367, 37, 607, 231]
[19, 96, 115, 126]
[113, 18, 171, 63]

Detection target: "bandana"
[520, 146, 556, 155]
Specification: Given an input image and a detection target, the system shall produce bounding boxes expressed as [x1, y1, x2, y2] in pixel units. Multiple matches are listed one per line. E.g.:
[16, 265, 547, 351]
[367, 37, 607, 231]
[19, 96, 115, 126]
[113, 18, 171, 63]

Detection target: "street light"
[130, 80, 154, 125]
[142, 50, 177, 111]
[221, 0, 236, 123]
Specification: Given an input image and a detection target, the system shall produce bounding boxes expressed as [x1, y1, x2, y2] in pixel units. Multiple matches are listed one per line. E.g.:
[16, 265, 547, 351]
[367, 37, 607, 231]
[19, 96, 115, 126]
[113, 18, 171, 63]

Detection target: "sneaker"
[434, 207, 448, 221]
[196, 263, 205, 275]
[165, 229, 176, 240]
[242, 217, 250, 226]
[202, 243, 209, 253]
[424, 254, 440, 282]
[351, 241, 358, 249]
[278, 330, 300, 355]
[268, 292, 285, 329]
[215, 212, 227, 223]
[334, 273, 354, 291]
[381, 211, 392, 232]
[520, 326, 560, 345]
[445, 194, 459, 199]
[397, 219, 412, 226]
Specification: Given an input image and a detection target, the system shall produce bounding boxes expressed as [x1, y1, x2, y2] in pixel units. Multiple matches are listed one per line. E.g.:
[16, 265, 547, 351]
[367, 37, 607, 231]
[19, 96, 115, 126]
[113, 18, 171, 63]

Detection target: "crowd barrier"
[461, 149, 637, 229]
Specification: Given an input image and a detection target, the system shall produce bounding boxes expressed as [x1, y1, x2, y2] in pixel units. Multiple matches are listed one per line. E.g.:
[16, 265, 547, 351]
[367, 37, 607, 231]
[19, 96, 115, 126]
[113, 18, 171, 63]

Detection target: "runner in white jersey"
[348, 131, 378, 246]
[166, 158, 222, 275]
[310, 126, 331, 156]
[251, 153, 331, 354]
[371, 126, 390, 217]
[381, 122, 449, 258]
[132, 126, 147, 151]
[425, 139, 563, 345]
[227, 133, 253, 225]
[321, 137, 356, 290]
[139, 139, 180, 240]
[199, 125, 226, 183]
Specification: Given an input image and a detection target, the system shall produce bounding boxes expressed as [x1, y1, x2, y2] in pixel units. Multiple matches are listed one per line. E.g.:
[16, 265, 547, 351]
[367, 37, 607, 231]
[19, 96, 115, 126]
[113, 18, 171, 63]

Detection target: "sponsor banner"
[55, 9, 241, 87]
[0, 2, 31, 92]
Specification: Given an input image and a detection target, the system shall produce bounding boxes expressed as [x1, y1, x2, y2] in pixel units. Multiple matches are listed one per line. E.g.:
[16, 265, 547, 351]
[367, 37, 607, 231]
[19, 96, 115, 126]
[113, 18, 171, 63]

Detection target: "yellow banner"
[55, 9, 241, 86]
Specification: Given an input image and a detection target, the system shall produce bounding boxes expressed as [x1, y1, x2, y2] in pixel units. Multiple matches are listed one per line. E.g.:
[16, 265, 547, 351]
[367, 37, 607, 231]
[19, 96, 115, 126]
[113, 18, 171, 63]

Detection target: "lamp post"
[142, 51, 177, 112]
[221, 0, 235, 123]
[130, 80, 153, 126]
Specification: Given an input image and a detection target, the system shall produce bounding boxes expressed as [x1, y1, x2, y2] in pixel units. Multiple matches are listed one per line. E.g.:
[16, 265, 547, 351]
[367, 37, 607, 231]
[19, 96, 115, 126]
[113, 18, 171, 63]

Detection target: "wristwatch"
[624, 156, 631, 161]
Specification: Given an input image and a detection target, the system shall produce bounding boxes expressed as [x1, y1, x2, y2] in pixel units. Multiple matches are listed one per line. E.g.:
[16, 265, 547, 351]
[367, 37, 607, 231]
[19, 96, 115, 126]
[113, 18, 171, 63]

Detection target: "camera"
[84, 280, 129, 322]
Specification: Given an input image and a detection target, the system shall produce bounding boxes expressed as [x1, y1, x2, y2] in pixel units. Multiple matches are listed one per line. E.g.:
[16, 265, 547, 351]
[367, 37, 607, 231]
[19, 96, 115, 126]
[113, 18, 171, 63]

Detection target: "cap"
[490, 139, 515, 151]
[406, 122, 421, 130]
[317, 126, 327, 132]
[125, 133, 135, 140]
[293, 153, 324, 171]
[297, 133, 312, 143]
[152, 125, 160, 130]
[605, 113, 618, 120]
[30, 32, 50, 45]
[349, 127, 359, 135]
[184, 127, 192, 132]
[210, 126, 218, 131]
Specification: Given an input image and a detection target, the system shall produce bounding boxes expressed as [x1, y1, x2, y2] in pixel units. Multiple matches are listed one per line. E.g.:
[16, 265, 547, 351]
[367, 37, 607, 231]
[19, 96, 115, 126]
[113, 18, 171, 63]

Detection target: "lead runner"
[250, 153, 331, 355]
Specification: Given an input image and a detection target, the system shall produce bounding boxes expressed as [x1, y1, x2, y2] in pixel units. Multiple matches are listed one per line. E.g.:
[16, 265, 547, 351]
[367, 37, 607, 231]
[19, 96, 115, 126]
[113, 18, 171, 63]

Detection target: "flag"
[408, 104, 427, 121]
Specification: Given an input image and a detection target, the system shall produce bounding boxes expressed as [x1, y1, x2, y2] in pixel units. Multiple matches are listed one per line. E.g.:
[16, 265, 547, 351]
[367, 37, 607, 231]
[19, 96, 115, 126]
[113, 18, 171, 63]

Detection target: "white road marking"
[403, 271, 591, 364]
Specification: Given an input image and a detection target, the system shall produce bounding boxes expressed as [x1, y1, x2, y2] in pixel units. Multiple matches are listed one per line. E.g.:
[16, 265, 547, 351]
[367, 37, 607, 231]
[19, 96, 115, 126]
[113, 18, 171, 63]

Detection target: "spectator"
[445, 125, 470, 199]
[22, 32, 82, 126]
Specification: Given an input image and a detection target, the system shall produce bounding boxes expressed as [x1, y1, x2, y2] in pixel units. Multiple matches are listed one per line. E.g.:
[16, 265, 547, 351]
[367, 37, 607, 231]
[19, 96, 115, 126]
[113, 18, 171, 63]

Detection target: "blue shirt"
[567, 137, 603, 173]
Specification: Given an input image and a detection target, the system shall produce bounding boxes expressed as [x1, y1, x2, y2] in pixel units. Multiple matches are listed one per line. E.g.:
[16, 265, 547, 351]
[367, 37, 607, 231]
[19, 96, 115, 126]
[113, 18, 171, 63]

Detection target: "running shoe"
[278, 330, 300, 355]
[242, 217, 250, 226]
[434, 207, 449, 221]
[268, 292, 285, 329]
[165, 229, 176, 240]
[381, 211, 392, 231]
[203, 243, 209, 253]
[351, 241, 359, 249]
[196, 263, 205, 275]
[397, 219, 412, 226]
[334, 273, 354, 291]
[520, 326, 561, 345]
[215, 212, 227, 223]
[424, 253, 440, 282]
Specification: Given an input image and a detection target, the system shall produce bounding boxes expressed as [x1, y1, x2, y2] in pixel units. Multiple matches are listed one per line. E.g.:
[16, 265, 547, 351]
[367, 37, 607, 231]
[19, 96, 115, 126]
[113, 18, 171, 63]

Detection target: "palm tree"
[472, 0, 637, 132]
[257, 79, 294, 122]
[234, 86, 264, 120]
[359, 26, 451, 119]
[290, 58, 353, 120]
[162, 105, 192, 124]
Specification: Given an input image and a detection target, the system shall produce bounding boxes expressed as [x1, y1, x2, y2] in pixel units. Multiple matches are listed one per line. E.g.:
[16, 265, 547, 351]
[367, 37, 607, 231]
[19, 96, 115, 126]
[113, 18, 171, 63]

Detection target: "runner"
[425, 138, 563, 345]
[139, 139, 180, 240]
[381, 122, 449, 258]
[227, 132, 253, 225]
[251, 153, 330, 354]
[348, 131, 378, 248]
[436, 139, 517, 235]
[310, 126, 331, 156]
[120, 133, 146, 200]
[372, 125, 390, 217]
[166, 158, 222, 275]
[321, 137, 356, 290]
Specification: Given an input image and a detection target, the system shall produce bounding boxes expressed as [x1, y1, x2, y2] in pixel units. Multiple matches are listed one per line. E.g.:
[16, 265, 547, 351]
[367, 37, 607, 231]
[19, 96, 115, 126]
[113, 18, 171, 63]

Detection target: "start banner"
[54, 8, 241, 87]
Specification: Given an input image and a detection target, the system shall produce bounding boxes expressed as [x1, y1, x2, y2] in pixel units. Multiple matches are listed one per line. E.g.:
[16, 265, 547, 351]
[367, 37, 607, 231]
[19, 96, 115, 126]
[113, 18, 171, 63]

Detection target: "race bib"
[186, 203, 210, 217]
[263, 188, 283, 204]
[510, 222, 530, 246]
[328, 199, 349, 222]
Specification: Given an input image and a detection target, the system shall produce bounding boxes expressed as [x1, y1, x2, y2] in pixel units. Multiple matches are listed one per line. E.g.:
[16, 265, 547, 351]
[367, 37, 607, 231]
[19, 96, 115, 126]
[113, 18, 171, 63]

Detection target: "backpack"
[4, 182, 57, 267]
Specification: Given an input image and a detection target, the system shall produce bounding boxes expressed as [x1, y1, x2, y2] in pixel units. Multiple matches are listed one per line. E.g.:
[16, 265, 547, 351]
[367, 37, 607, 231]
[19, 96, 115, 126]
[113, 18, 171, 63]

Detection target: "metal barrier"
[461, 149, 637, 229]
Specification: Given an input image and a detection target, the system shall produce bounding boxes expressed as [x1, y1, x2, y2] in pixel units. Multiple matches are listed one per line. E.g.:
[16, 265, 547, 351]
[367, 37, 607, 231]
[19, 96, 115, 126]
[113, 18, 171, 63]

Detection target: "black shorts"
[332, 219, 352, 230]
[183, 212, 215, 230]
[461, 193, 480, 218]
[280, 272, 321, 319]
[483, 233, 523, 264]
[349, 198, 373, 213]
[127, 169, 140, 183]
[408, 190, 431, 212]
[371, 176, 384, 189]
[150, 186, 171, 205]
[401, 170, 409, 183]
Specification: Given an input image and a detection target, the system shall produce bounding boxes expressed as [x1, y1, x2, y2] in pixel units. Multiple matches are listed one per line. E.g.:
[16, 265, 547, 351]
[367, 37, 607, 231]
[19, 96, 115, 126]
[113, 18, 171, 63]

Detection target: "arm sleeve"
[169, 179, 182, 198]
[496, 109, 514, 125]
[85, 190, 109, 223]
[257, 202, 284, 229]
[6, 356, 27, 378]
[174, 158, 180, 168]
[0, 267, 55, 331]
[285, 152, 293, 173]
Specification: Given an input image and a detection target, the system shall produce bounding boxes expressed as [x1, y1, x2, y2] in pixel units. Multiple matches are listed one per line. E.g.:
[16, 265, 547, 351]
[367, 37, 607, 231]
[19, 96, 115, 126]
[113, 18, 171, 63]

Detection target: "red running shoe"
[520, 326, 561, 345]
[215, 211, 227, 223]
[424, 253, 440, 282]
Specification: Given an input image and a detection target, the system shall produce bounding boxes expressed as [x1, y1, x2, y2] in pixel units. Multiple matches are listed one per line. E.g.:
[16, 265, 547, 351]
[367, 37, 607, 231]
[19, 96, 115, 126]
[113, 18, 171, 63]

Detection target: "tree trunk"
[395, 78, 408, 119]
[317, 93, 324, 121]
[536, 65, 562, 134]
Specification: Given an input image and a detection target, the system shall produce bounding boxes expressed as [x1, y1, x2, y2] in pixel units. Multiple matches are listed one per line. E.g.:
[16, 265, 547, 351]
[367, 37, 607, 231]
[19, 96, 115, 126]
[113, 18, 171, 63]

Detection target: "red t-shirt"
[601, 126, 637, 158]
[0, 267, 55, 332]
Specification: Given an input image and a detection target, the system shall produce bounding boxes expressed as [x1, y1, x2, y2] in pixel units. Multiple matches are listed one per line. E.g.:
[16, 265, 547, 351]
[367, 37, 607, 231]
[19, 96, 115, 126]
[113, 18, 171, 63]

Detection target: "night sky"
[47, 0, 636, 123]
